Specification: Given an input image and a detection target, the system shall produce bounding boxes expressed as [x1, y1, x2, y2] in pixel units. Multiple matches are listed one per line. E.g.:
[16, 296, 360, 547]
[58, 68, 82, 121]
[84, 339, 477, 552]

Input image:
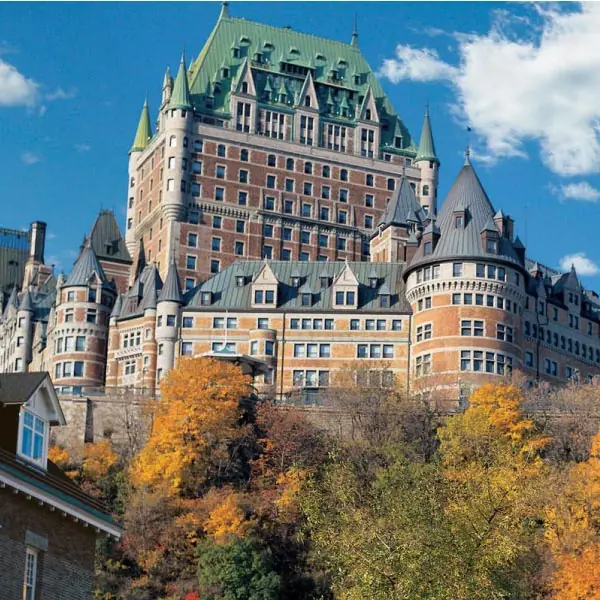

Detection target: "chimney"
[29, 221, 46, 263]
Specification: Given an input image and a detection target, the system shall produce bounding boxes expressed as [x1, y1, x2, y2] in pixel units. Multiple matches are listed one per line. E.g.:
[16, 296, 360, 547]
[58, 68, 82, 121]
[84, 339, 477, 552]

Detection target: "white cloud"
[75, 143, 91, 153]
[0, 59, 38, 107]
[559, 252, 599, 276]
[379, 47, 457, 83]
[554, 181, 600, 202]
[21, 152, 41, 165]
[45, 87, 76, 101]
[379, 3, 600, 176]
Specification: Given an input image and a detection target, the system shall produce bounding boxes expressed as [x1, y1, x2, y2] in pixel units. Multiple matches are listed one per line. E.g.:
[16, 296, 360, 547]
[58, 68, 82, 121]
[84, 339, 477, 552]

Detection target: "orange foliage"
[81, 440, 119, 480]
[204, 492, 255, 544]
[48, 445, 71, 469]
[130, 358, 250, 496]
[546, 427, 600, 599]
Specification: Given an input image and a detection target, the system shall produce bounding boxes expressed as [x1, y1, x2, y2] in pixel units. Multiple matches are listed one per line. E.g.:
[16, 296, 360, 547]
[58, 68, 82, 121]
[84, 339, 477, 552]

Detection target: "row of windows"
[293, 343, 331, 358]
[64, 308, 97, 324]
[524, 352, 594, 381]
[250, 340, 275, 356]
[524, 322, 600, 363]
[293, 370, 330, 387]
[157, 315, 177, 327]
[357, 343, 395, 359]
[54, 361, 85, 378]
[350, 318, 403, 331]
[452, 293, 519, 313]
[55, 336, 86, 353]
[290, 318, 334, 330]
[460, 351, 513, 374]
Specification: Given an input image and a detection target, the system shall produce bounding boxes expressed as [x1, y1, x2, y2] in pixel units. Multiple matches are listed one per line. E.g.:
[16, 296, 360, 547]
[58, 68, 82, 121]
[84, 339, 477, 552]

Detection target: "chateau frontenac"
[1, 3, 599, 404]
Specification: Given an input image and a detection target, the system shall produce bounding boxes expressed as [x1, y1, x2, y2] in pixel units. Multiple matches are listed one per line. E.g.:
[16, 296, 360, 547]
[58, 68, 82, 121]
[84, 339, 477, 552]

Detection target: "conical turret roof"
[110, 295, 123, 318]
[130, 98, 152, 153]
[158, 260, 183, 304]
[379, 176, 425, 229]
[139, 265, 162, 311]
[19, 289, 35, 313]
[415, 106, 438, 164]
[408, 157, 522, 269]
[65, 241, 108, 287]
[169, 54, 192, 110]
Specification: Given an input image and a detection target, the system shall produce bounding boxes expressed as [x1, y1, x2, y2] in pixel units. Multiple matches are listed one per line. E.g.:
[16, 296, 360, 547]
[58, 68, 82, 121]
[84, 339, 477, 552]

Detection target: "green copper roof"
[415, 107, 438, 163]
[184, 10, 414, 152]
[169, 54, 192, 110]
[130, 98, 152, 153]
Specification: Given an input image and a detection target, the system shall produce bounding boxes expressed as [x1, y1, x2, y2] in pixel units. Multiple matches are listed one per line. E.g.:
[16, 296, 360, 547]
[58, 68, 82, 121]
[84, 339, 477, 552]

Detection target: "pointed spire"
[162, 66, 172, 90]
[134, 238, 147, 281]
[19, 289, 35, 313]
[415, 105, 438, 164]
[464, 145, 471, 166]
[158, 260, 184, 304]
[351, 14, 359, 47]
[219, 1, 230, 20]
[130, 97, 152, 153]
[110, 295, 123, 319]
[169, 53, 192, 110]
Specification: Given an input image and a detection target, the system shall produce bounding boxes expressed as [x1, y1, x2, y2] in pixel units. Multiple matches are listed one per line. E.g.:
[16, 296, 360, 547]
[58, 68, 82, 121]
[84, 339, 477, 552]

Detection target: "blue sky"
[0, 2, 599, 287]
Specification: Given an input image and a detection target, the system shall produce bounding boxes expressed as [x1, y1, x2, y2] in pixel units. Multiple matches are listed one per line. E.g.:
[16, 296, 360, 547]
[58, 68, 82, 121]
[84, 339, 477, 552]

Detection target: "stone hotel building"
[1, 3, 600, 404]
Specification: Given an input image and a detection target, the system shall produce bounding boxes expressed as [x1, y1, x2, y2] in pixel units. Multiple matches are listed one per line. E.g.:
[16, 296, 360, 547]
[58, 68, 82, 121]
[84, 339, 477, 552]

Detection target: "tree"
[545, 427, 600, 599]
[130, 357, 252, 497]
[438, 383, 551, 597]
[196, 536, 282, 600]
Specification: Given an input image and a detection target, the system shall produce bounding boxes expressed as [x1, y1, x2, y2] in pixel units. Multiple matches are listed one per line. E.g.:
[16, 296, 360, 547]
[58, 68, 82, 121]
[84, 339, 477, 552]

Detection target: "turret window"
[455, 215, 463, 228]
[453, 263, 463, 277]
[67, 291, 75, 302]
[423, 185, 430, 196]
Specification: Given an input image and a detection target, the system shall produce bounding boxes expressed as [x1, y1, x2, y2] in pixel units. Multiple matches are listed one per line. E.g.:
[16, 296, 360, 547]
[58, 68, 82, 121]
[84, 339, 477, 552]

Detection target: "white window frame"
[23, 547, 38, 600]
[17, 409, 47, 468]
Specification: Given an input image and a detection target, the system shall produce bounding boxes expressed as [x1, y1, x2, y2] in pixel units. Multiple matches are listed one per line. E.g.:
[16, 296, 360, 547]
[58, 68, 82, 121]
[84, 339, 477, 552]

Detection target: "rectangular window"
[181, 342, 193, 356]
[20, 410, 46, 464]
[182, 316, 193, 328]
[453, 263, 463, 277]
[23, 547, 38, 600]
[186, 255, 197, 269]
[75, 336, 85, 351]
[86, 309, 96, 324]
[188, 232, 198, 247]
[266, 174, 276, 189]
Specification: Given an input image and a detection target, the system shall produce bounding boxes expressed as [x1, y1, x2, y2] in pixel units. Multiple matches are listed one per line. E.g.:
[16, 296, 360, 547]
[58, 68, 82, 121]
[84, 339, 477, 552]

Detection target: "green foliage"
[196, 536, 283, 600]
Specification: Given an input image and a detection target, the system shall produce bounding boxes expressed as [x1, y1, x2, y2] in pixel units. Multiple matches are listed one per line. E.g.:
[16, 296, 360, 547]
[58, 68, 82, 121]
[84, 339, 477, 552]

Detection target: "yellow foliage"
[48, 445, 71, 469]
[130, 358, 250, 496]
[204, 492, 254, 544]
[275, 466, 309, 523]
[82, 440, 119, 480]
[551, 543, 600, 600]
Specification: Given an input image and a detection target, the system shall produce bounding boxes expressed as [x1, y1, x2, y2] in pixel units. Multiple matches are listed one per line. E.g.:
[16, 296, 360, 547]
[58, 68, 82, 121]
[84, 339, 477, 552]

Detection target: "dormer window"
[236, 276, 245, 287]
[254, 289, 275, 304]
[19, 409, 47, 467]
[486, 239, 498, 253]
[201, 292, 212, 306]
[320, 276, 329, 288]
[301, 293, 312, 306]
[291, 276, 301, 287]
[369, 277, 378, 289]
[424, 241, 432, 255]
[455, 215, 463, 228]
[335, 290, 355, 306]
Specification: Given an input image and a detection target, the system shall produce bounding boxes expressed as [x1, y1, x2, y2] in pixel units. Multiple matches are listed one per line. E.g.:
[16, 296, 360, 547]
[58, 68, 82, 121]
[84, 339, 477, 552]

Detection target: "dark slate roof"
[110, 295, 123, 318]
[139, 265, 162, 311]
[89, 210, 131, 264]
[379, 177, 426, 229]
[158, 261, 183, 304]
[0, 372, 48, 406]
[186, 260, 412, 313]
[116, 264, 164, 319]
[19, 289, 34, 312]
[409, 158, 523, 270]
[65, 242, 109, 287]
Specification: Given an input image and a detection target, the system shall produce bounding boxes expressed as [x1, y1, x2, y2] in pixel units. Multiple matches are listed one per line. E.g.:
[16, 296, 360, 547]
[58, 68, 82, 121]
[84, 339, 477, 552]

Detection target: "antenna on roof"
[351, 14, 359, 47]
[464, 126, 472, 165]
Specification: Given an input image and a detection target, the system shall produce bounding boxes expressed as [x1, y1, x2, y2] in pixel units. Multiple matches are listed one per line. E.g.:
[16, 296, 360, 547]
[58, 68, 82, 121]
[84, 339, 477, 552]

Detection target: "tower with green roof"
[124, 2, 436, 284]
[414, 106, 440, 217]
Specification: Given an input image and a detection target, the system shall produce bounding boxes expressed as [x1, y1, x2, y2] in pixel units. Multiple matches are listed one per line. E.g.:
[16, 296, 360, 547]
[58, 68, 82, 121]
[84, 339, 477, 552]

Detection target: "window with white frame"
[461, 319, 484, 336]
[496, 324, 514, 343]
[416, 323, 432, 342]
[415, 354, 431, 377]
[460, 350, 512, 374]
[23, 547, 38, 600]
[19, 409, 47, 465]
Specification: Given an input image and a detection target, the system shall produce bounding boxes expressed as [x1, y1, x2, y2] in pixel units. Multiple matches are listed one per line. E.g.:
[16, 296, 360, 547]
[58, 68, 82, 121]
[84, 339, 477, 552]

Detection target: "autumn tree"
[545, 427, 600, 599]
[437, 383, 552, 597]
[130, 357, 253, 497]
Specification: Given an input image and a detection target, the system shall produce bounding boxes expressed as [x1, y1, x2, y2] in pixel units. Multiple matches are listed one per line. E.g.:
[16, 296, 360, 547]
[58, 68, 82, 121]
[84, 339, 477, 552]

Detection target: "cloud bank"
[559, 252, 599, 276]
[379, 3, 600, 176]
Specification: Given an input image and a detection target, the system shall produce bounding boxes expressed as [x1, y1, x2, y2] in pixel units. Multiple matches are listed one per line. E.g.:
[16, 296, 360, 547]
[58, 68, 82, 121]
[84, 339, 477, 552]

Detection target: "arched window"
[241, 149, 249, 161]
[365, 174, 373, 187]
[423, 185, 430, 196]
[387, 178, 395, 191]
[340, 168, 348, 182]
[322, 165, 330, 178]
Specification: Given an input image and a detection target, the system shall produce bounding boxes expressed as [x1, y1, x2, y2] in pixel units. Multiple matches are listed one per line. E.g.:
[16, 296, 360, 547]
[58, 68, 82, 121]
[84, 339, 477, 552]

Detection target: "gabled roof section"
[89, 210, 131, 264]
[379, 176, 425, 229]
[358, 86, 379, 122]
[253, 260, 279, 285]
[334, 261, 359, 286]
[19, 289, 34, 313]
[186, 261, 411, 312]
[408, 158, 523, 270]
[158, 260, 183, 304]
[130, 98, 152, 153]
[110, 294, 123, 318]
[169, 53, 192, 110]
[296, 70, 319, 109]
[232, 58, 256, 95]
[65, 241, 108, 287]
[415, 106, 438, 164]
[139, 265, 162, 312]
[185, 9, 414, 151]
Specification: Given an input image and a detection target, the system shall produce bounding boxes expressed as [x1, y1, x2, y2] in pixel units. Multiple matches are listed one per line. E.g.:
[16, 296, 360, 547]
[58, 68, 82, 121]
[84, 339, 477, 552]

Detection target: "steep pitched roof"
[130, 98, 152, 153]
[169, 54, 192, 110]
[158, 260, 183, 304]
[379, 176, 425, 229]
[139, 265, 162, 311]
[65, 241, 108, 287]
[408, 158, 523, 270]
[185, 9, 414, 153]
[187, 261, 411, 313]
[18, 289, 34, 313]
[0, 372, 49, 407]
[415, 106, 438, 164]
[88, 210, 131, 264]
